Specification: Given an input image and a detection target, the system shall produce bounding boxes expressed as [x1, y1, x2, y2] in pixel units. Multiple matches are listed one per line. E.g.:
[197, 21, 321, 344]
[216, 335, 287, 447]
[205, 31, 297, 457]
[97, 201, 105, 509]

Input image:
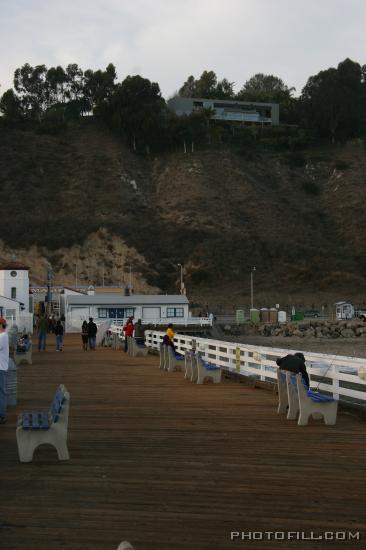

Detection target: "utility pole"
[47, 262, 53, 315]
[177, 263, 184, 295]
[250, 266, 256, 309]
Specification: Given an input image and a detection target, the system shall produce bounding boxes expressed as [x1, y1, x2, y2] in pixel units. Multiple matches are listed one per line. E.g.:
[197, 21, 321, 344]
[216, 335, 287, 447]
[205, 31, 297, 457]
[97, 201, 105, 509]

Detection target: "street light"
[250, 266, 256, 310]
[177, 263, 184, 294]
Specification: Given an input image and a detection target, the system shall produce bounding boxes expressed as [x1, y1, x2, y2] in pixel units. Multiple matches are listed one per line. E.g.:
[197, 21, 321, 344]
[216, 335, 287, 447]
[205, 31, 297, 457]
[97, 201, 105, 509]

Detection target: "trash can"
[6, 358, 17, 407]
[260, 308, 269, 323]
[250, 308, 260, 323]
[269, 308, 278, 323]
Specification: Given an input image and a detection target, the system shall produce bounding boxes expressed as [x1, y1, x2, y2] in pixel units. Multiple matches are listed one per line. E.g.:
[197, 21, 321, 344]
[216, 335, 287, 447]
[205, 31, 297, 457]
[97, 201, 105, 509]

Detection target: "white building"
[63, 293, 191, 332]
[0, 263, 33, 332]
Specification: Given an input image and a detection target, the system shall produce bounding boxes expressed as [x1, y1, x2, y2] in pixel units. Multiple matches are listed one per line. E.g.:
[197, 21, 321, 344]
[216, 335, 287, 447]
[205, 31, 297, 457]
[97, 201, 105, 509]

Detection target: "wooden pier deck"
[1, 334, 365, 550]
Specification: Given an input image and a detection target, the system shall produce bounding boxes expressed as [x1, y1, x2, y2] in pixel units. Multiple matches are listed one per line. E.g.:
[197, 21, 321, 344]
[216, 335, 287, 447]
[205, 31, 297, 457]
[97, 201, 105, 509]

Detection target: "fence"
[145, 330, 366, 407]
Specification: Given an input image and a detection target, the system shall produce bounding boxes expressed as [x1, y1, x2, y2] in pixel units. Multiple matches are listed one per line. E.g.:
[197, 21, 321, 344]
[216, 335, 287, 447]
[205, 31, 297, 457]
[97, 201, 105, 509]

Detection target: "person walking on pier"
[87, 317, 98, 350]
[54, 320, 64, 351]
[37, 315, 48, 351]
[81, 320, 88, 351]
[0, 318, 9, 424]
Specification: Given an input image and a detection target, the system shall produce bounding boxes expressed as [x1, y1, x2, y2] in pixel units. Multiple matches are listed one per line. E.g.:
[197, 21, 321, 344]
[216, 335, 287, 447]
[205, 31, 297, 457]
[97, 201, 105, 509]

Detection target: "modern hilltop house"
[167, 96, 279, 126]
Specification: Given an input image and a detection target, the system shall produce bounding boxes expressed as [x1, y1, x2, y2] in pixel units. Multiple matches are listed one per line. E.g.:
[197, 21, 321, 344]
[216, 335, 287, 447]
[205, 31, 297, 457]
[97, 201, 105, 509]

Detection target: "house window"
[98, 308, 108, 318]
[167, 307, 184, 318]
[11, 287, 16, 300]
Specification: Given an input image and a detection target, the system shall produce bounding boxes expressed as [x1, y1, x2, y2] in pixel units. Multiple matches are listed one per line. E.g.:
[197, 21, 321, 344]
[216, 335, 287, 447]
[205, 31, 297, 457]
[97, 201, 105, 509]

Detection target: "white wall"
[0, 269, 29, 312]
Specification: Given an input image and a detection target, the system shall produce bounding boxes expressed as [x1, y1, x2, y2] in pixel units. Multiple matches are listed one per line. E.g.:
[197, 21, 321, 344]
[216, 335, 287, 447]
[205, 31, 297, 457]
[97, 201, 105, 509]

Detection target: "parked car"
[302, 310, 321, 318]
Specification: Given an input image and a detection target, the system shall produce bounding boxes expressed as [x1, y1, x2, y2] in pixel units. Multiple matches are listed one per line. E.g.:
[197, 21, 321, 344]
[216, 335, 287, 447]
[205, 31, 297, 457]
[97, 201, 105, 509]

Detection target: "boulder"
[341, 328, 355, 338]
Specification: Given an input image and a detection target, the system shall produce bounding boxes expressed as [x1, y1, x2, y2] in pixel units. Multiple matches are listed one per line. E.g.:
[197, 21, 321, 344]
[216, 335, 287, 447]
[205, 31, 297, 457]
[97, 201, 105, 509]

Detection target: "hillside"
[1, 122, 366, 310]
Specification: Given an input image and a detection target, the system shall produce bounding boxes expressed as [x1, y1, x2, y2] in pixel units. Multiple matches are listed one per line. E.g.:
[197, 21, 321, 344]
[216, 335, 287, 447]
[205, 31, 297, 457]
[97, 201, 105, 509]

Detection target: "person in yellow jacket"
[166, 323, 175, 342]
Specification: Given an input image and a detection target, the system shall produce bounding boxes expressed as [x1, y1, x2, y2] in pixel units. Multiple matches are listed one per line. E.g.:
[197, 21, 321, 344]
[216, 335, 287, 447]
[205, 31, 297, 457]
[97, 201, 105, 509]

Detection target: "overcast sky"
[1, 0, 365, 98]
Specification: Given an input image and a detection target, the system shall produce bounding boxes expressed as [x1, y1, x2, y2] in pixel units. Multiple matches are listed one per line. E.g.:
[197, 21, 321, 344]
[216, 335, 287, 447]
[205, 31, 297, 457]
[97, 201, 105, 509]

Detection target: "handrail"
[144, 330, 366, 406]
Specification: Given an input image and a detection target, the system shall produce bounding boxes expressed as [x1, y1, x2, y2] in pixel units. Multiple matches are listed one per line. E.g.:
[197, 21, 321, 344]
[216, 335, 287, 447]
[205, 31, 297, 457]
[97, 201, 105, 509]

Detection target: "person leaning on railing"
[276, 352, 310, 389]
[166, 323, 175, 341]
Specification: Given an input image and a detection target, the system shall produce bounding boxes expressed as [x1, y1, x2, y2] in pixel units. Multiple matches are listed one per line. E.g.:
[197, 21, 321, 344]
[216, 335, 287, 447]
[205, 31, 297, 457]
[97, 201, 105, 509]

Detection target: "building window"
[167, 307, 184, 318]
[11, 287, 16, 300]
[98, 307, 135, 319]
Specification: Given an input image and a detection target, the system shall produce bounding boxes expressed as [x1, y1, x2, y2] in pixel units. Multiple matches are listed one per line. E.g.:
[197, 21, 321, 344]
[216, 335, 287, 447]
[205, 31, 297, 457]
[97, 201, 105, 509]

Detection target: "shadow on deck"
[1, 334, 365, 550]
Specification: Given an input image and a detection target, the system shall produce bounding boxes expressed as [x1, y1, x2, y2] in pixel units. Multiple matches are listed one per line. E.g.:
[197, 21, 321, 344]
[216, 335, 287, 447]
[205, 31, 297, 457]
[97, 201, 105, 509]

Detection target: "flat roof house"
[167, 97, 279, 126]
[63, 293, 190, 332]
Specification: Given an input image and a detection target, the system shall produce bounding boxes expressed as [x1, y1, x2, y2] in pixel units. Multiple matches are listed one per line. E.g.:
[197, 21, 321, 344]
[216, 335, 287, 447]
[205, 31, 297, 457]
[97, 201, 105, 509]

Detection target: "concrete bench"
[277, 368, 288, 414]
[159, 343, 167, 370]
[14, 342, 32, 366]
[196, 352, 221, 384]
[286, 373, 338, 426]
[16, 384, 70, 463]
[129, 337, 149, 357]
[295, 373, 338, 426]
[166, 346, 185, 372]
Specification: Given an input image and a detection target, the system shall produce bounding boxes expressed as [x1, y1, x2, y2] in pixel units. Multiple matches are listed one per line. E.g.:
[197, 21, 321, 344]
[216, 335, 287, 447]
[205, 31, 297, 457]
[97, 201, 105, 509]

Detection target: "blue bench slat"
[202, 360, 220, 370]
[307, 390, 334, 403]
[174, 353, 184, 360]
[22, 413, 31, 430]
[31, 412, 41, 429]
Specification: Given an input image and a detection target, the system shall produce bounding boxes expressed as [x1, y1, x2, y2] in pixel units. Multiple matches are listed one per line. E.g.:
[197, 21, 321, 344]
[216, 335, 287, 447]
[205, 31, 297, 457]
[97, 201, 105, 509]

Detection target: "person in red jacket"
[123, 317, 134, 352]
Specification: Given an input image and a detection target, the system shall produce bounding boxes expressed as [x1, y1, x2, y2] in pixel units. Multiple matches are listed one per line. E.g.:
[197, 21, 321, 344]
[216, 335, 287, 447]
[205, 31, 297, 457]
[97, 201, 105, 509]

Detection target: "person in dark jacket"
[276, 352, 310, 389]
[134, 319, 145, 346]
[54, 320, 64, 351]
[81, 320, 89, 351]
[162, 334, 176, 352]
[87, 317, 98, 350]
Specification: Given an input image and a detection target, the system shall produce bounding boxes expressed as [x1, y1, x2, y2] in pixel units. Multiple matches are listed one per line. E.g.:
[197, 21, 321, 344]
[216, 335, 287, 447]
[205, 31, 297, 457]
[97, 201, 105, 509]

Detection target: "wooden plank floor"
[1, 334, 366, 550]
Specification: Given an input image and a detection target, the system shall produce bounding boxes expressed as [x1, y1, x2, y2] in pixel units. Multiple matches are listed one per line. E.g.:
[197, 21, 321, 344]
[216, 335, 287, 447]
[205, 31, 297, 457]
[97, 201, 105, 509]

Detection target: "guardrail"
[110, 316, 213, 327]
[145, 330, 366, 407]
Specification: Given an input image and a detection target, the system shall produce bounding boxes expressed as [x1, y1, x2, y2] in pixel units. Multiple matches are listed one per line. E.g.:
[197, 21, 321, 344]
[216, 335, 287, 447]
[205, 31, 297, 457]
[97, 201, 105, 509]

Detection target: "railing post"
[244, 350, 249, 372]
[260, 353, 266, 381]
[332, 364, 340, 399]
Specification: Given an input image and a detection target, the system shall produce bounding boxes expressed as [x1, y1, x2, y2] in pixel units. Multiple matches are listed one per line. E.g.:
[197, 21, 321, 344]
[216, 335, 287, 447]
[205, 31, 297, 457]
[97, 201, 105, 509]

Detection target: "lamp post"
[250, 266, 256, 310]
[177, 263, 183, 294]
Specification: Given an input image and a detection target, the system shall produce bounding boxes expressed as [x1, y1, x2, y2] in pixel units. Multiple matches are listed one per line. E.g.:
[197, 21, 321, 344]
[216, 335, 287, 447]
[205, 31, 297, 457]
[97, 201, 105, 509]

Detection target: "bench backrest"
[50, 385, 68, 423]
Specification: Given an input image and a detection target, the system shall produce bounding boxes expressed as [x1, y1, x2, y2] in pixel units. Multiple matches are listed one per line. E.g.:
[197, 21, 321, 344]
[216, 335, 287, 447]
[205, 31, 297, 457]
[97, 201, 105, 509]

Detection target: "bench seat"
[196, 353, 221, 384]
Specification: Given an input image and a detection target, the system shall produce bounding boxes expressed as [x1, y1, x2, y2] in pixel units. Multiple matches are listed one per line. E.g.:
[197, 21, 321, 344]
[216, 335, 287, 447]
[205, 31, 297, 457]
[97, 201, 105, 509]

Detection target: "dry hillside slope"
[1, 124, 365, 308]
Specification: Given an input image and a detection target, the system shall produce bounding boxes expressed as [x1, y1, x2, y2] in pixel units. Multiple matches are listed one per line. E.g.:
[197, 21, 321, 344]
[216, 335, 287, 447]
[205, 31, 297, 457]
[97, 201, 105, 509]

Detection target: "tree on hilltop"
[179, 70, 234, 99]
[301, 58, 366, 142]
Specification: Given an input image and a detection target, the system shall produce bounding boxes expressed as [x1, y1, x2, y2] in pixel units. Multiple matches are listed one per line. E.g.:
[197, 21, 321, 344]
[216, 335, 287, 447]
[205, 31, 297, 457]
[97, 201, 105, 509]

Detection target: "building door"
[142, 307, 161, 322]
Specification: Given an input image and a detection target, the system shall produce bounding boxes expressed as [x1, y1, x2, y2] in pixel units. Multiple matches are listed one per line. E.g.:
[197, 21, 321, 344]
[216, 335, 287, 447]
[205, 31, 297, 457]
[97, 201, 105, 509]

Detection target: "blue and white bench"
[16, 384, 70, 462]
[130, 337, 149, 357]
[159, 343, 167, 370]
[277, 369, 288, 414]
[296, 374, 338, 426]
[196, 352, 221, 384]
[166, 346, 185, 372]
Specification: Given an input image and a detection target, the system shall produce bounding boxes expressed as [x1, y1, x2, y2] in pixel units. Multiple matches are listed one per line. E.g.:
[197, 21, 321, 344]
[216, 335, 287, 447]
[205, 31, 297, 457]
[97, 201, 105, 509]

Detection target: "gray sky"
[1, 0, 365, 98]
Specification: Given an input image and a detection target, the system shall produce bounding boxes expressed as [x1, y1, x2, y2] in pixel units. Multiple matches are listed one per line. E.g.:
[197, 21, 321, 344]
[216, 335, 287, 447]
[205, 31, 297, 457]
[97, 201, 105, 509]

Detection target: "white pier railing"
[145, 331, 366, 407]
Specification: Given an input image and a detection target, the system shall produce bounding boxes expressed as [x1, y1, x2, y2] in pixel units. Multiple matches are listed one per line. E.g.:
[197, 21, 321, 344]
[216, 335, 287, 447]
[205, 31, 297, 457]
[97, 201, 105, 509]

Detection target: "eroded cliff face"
[0, 229, 160, 293]
[1, 124, 366, 308]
